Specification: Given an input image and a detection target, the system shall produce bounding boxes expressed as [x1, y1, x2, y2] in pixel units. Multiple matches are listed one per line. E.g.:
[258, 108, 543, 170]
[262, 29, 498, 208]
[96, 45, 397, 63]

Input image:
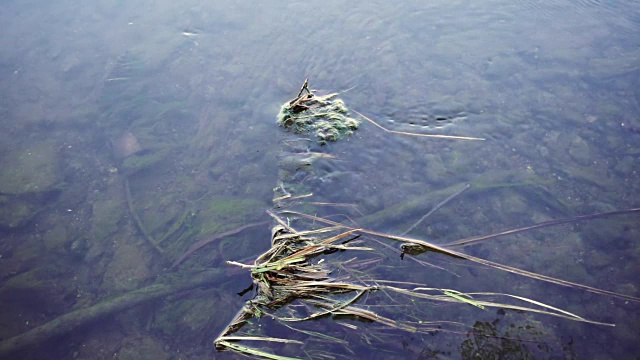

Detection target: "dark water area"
[1, 0, 639, 359]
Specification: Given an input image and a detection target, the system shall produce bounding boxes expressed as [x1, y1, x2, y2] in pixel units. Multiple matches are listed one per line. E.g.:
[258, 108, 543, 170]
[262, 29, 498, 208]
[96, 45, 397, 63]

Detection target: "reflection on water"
[0, 0, 639, 358]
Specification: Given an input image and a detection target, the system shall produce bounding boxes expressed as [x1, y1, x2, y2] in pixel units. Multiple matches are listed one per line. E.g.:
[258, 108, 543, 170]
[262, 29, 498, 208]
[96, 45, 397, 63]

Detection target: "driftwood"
[0, 268, 225, 357]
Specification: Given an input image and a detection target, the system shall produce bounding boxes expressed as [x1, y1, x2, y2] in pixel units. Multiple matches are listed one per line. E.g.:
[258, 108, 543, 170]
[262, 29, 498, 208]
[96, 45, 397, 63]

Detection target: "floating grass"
[213, 205, 639, 358]
[216, 340, 302, 360]
[284, 209, 640, 303]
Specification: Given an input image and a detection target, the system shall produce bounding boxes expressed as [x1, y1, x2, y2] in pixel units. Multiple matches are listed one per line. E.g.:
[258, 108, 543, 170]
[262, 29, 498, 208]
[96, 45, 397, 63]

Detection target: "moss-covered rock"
[198, 196, 266, 236]
[117, 336, 170, 360]
[276, 86, 359, 145]
[0, 194, 44, 228]
[0, 141, 63, 195]
[120, 148, 172, 175]
[0, 141, 64, 228]
[42, 222, 71, 251]
[101, 241, 154, 292]
[568, 135, 595, 166]
[92, 198, 125, 243]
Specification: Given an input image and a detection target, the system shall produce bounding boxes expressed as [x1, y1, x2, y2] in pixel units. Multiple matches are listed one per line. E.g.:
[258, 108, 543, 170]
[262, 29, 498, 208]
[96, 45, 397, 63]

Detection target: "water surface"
[0, 0, 639, 358]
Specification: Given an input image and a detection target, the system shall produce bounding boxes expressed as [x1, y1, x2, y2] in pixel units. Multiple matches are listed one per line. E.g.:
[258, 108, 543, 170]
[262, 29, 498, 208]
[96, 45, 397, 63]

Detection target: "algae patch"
[276, 80, 359, 144]
[198, 196, 265, 236]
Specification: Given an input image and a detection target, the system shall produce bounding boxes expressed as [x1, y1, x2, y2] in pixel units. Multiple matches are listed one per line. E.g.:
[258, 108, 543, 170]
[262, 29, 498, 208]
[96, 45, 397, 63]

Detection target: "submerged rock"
[118, 336, 171, 360]
[0, 141, 63, 228]
[0, 194, 44, 228]
[0, 141, 62, 195]
[568, 135, 594, 166]
[110, 131, 142, 159]
[101, 241, 154, 292]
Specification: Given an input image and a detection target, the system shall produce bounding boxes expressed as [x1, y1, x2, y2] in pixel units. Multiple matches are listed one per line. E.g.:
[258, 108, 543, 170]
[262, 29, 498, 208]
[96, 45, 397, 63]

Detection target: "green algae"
[121, 148, 172, 175]
[276, 82, 359, 145]
[198, 196, 266, 236]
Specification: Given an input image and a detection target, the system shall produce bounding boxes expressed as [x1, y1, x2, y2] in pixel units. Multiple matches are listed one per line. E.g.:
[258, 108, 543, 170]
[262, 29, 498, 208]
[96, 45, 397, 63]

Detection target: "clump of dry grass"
[214, 208, 640, 359]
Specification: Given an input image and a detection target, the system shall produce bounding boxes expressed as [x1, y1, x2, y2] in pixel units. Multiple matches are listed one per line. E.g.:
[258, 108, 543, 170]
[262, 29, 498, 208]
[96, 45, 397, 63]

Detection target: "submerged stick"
[401, 183, 471, 236]
[0, 269, 225, 357]
[125, 177, 165, 256]
[171, 221, 269, 268]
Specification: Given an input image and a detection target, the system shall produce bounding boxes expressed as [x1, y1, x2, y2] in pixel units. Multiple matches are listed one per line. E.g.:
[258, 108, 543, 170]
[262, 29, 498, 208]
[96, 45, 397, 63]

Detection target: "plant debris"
[277, 79, 359, 144]
[212, 81, 640, 359]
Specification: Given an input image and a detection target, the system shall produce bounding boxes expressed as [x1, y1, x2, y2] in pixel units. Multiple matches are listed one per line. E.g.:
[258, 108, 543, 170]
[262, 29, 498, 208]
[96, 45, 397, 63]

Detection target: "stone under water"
[111, 131, 142, 159]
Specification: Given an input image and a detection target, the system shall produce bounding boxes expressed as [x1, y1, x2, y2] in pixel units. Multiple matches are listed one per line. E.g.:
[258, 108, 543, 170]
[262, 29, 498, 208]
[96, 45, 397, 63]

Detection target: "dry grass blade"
[218, 336, 304, 344]
[273, 193, 314, 202]
[267, 209, 298, 233]
[326, 304, 421, 332]
[382, 285, 613, 325]
[353, 110, 485, 141]
[280, 229, 361, 262]
[273, 226, 343, 242]
[216, 340, 302, 360]
[281, 210, 640, 303]
[443, 208, 640, 248]
[464, 292, 613, 325]
[276, 290, 368, 322]
[281, 323, 349, 345]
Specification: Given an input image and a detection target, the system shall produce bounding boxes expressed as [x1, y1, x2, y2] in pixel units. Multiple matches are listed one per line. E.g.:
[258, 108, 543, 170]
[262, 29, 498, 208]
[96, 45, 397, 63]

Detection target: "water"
[0, 0, 639, 358]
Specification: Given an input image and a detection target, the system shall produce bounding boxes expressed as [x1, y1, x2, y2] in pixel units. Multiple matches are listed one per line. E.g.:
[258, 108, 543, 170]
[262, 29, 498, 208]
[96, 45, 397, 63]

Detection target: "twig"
[296, 78, 310, 98]
[125, 177, 165, 256]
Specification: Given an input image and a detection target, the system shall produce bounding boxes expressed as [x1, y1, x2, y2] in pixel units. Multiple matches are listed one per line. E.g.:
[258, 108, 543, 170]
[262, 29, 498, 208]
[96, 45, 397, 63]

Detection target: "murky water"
[1, 0, 639, 359]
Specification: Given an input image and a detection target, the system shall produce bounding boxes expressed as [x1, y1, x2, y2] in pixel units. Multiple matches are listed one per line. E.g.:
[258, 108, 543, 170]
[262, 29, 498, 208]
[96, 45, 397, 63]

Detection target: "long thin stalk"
[444, 208, 640, 247]
[354, 110, 485, 141]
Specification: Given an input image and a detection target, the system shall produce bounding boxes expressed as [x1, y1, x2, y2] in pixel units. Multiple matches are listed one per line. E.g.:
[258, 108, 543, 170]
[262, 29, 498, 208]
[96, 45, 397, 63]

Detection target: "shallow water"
[0, 0, 639, 359]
